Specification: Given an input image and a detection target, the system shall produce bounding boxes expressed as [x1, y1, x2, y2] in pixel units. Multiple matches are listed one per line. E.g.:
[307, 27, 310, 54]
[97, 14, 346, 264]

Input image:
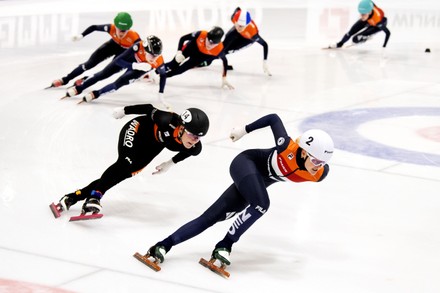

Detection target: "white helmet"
[298, 129, 334, 162]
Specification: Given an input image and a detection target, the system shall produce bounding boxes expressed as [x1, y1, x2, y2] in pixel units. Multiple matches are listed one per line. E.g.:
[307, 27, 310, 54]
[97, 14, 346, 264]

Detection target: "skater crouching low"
[328, 0, 390, 49]
[50, 104, 209, 221]
[135, 113, 334, 277]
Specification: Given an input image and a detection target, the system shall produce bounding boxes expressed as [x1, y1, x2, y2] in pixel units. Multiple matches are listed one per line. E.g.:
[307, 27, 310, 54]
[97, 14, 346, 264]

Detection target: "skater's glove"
[262, 60, 272, 76]
[175, 50, 185, 63]
[72, 34, 83, 42]
[132, 62, 152, 72]
[158, 92, 172, 110]
[152, 159, 175, 175]
[112, 107, 125, 119]
[230, 126, 247, 142]
[221, 76, 234, 90]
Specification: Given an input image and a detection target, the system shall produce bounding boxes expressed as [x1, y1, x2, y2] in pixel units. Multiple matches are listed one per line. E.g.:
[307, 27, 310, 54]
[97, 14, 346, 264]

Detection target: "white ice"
[0, 0, 439, 292]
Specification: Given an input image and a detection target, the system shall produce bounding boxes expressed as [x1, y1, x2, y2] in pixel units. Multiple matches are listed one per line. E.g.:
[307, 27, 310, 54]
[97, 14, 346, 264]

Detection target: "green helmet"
[114, 12, 133, 30]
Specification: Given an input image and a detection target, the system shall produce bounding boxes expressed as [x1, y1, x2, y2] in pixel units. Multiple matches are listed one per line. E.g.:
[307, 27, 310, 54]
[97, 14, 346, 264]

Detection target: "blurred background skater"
[199, 7, 271, 76]
[65, 36, 169, 109]
[165, 26, 234, 90]
[327, 0, 390, 49]
[49, 12, 140, 88]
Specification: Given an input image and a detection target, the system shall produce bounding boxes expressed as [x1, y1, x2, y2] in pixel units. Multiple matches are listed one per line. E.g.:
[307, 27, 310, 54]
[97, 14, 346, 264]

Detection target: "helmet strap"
[177, 126, 184, 141]
[298, 149, 308, 171]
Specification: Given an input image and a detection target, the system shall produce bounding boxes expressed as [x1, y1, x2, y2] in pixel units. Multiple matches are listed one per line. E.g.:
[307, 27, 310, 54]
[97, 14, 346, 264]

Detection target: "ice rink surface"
[0, 0, 439, 292]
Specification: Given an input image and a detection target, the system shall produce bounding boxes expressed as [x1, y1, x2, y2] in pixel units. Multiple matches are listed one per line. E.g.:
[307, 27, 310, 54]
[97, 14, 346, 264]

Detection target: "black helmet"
[143, 35, 163, 56]
[180, 108, 210, 137]
[207, 26, 224, 44]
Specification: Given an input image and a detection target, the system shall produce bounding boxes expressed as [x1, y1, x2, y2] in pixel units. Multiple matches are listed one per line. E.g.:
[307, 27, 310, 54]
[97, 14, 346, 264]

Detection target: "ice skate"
[46, 79, 64, 89]
[199, 247, 231, 278]
[74, 76, 87, 87]
[323, 42, 356, 50]
[78, 91, 97, 104]
[322, 43, 341, 50]
[133, 245, 166, 272]
[69, 192, 103, 221]
[60, 87, 78, 100]
[49, 203, 63, 218]
[49, 190, 81, 218]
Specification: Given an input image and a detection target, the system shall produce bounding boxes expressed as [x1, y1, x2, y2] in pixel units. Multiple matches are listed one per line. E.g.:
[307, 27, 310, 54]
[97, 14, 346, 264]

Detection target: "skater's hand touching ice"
[152, 159, 175, 175]
[221, 76, 234, 90]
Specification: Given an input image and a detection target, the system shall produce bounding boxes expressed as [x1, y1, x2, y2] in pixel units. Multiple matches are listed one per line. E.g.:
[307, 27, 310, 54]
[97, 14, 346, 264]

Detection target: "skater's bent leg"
[353, 26, 381, 44]
[77, 63, 122, 93]
[93, 158, 133, 195]
[215, 174, 270, 251]
[75, 158, 132, 200]
[338, 20, 366, 47]
[166, 59, 197, 78]
[157, 184, 248, 252]
[112, 70, 144, 90]
[62, 41, 115, 83]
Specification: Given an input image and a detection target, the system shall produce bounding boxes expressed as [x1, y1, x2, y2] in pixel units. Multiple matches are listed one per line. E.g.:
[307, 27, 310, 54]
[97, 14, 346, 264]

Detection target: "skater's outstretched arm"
[79, 24, 112, 38]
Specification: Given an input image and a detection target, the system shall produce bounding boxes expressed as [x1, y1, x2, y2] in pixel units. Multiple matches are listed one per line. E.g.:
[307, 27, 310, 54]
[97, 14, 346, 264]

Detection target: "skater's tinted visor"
[146, 52, 160, 59]
[184, 129, 200, 141]
[307, 152, 326, 167]
[207, 38, 220, 45]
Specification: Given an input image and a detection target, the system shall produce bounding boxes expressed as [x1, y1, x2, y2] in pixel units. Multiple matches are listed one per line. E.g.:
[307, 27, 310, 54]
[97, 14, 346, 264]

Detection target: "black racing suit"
[69, 104, 202, 201]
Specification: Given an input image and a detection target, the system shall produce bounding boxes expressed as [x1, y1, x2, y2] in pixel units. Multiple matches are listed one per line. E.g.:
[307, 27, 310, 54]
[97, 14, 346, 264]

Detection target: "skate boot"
[81, 190, 102, 214]
[68, 190, 103, 221]
[212, 247, 231, 265]
[199, 247, 231, 278]
[74, 76, 88, 87]
[49, 190, 82, 218]
[51, 79, 64, 88]
[147, 245, 167, 263]
[61, 86, 78, 99]
[67, 86, 79, 97]
[327, 42, 343, 49]
[81, 91, 98, 103]
[133, 245, 166, 271]
[59, 190, 82, 211]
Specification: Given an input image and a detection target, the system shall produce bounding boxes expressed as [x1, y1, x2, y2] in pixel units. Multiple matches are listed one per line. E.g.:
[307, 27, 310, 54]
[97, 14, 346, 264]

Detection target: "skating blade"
[133, 252, 161, 272]
[199, 258, 230, 278]
[69, 213, 103, 222]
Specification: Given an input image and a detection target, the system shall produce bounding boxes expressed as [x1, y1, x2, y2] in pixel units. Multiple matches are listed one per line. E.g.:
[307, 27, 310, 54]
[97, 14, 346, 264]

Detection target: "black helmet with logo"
[180, 108, 210, 136]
